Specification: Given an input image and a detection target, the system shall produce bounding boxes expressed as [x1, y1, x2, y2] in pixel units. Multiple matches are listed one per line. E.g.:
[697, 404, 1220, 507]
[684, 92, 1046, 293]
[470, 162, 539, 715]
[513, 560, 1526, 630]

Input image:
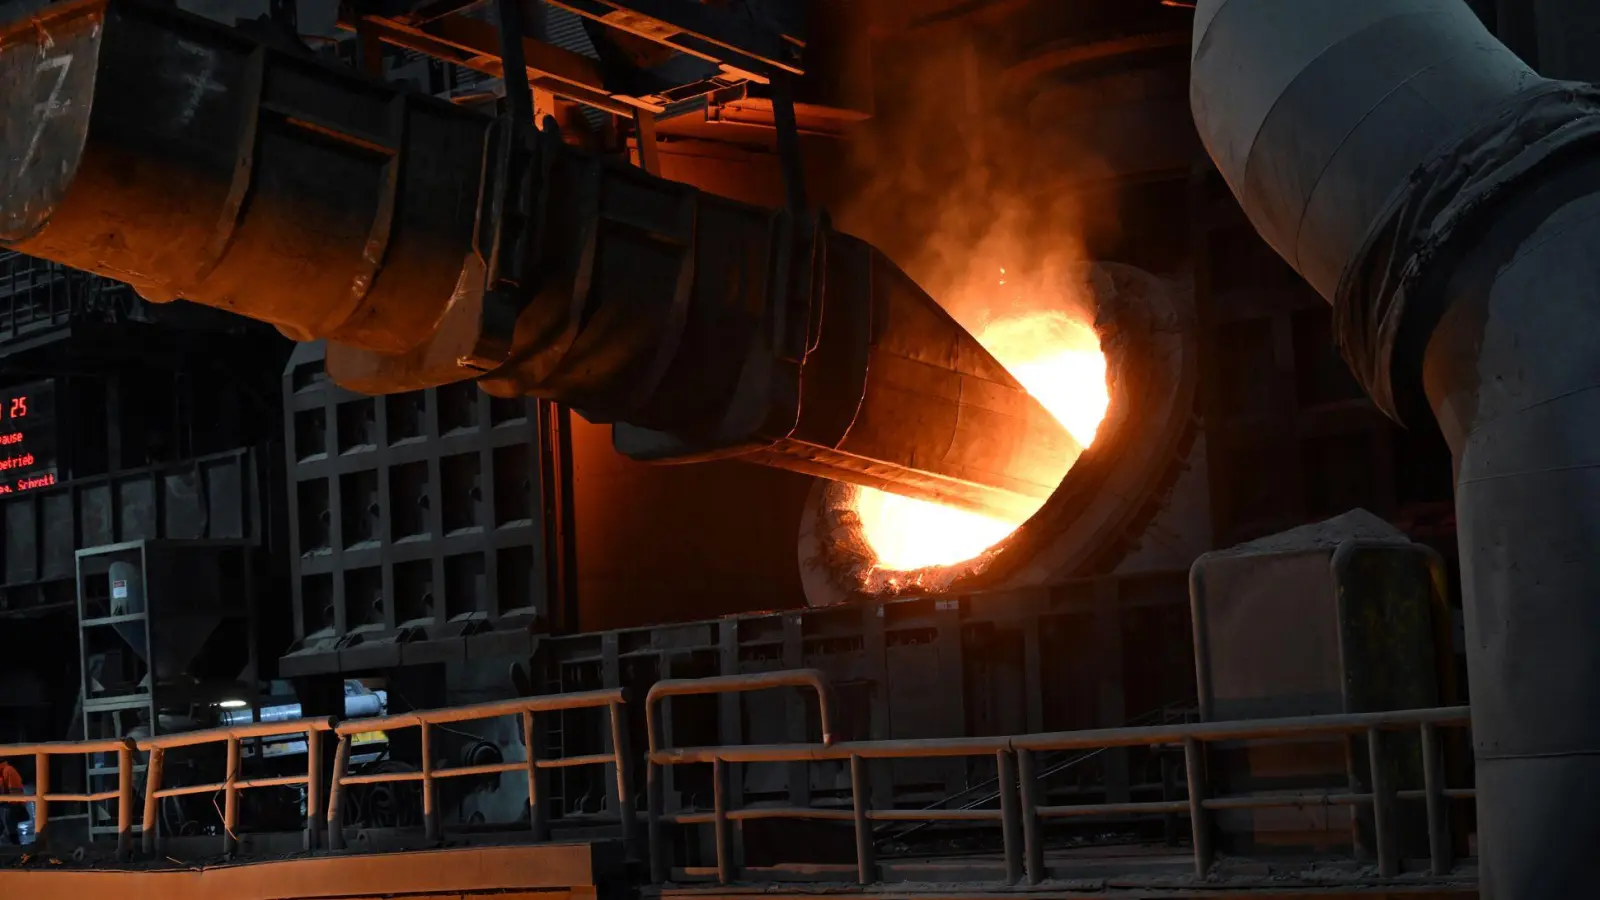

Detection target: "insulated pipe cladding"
[1193, 0, 1600, 895]
[0, 0, 1077, 520]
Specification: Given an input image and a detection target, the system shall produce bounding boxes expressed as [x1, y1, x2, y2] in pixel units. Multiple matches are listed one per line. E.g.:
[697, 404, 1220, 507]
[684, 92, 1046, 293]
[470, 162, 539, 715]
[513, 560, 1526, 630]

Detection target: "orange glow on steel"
[851, 309, 1108, 573]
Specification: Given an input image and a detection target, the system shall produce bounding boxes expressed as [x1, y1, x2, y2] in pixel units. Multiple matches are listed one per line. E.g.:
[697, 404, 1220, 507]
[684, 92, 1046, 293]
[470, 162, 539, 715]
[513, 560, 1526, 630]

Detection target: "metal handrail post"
[142, 747, 165, 855]
[997, 750, 1023, 886]
[223, 736, 241, 855]
[1183, 737, 1212, 877]
[1017, 748, 1045, 885]
[326, 734, 351, 851]
[116, 744, 134, 860]
[524, 710, 548, 840]
[304, 727, 322, 852]
[420, 721, 439, 843]
[850, 754, 875, 885]
[647, 710, 667, 882]
[33, 750, 49, 851]
[1368, 728, 1397, 877]
[1421, 722, 1452, 876]
[609, 699, 638, 855]
[712, 758, 737, 883]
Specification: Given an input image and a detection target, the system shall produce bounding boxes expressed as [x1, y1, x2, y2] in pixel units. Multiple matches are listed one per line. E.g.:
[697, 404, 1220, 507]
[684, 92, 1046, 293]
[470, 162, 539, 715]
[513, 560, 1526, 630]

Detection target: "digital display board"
[0, 380, 58, 494]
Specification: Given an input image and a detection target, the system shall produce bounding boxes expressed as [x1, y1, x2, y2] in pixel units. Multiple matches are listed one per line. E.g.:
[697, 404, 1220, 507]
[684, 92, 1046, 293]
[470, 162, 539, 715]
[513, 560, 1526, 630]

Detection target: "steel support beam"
[336, 7, 649, 114]
[543, 0, 803, 78]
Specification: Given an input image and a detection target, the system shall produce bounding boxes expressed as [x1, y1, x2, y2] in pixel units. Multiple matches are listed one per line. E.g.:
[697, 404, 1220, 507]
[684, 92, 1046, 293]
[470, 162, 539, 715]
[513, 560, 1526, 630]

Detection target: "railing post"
[850, 754, 876, 885]
[223, 736, 241, 855]
[116, 744, 134, 860]
[304, 728, 322, 852]
[32, 750, 49, 852]
[1367, 727, 1397, 878]
[712, 758, 738, 883]
[421, 721, 439, 843]
[1183, 737, 1213, 878]
[142, 747, 165, 855]
[1421, 722, 1452, 876]
[997, 750, 1023, 886]
[327, 734, 351, 851]
[609, 699, 638, 855]
[647, 717, 666, 882]
[1017, 748, 1045, 885]
[523, 710, 549, 840]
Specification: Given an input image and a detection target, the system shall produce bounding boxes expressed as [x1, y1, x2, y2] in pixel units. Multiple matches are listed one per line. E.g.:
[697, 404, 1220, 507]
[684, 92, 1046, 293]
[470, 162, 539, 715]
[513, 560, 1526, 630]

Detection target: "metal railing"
[644, 669, 838, 883]
[0, 251, 137, 345]
[874, 698, 1200, 848]
[326, 688, 635, 850]
[0, 738, 140, 859]
[138, 717, 337, 855]
[3, 673, 1474, 889]
[644, 671, 1473, 886]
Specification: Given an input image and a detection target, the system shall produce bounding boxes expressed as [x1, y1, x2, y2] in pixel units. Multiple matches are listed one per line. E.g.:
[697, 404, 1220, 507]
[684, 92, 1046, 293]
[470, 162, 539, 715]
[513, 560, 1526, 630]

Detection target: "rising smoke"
[834, 32, 1106, 334]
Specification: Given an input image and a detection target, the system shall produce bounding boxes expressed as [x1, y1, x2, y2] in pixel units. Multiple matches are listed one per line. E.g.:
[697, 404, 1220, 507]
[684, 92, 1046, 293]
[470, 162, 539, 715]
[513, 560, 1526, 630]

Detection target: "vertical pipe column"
[1188, 4, 1600, 896]
[1417, 159, 1600, 899]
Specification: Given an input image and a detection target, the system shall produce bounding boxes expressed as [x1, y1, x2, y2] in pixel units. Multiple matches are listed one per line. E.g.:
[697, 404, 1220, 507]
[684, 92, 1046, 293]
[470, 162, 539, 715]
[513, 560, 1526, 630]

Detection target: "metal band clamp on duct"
[0, 0, 1079, 519]
[1193, 1, 1600, 896]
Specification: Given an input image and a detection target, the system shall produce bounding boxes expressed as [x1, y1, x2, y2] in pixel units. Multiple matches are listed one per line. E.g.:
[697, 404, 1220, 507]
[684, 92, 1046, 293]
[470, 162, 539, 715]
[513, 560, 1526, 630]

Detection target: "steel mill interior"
[0, 0, 1592, 898]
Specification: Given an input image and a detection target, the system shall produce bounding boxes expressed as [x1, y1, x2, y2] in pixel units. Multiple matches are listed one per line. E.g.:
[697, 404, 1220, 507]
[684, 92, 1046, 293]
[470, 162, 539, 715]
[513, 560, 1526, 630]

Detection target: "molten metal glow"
[851, 309, 1109, 573]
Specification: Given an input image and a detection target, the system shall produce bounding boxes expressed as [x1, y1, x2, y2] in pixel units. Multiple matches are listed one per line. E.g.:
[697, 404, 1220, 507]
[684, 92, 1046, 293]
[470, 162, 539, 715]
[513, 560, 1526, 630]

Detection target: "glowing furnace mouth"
[847, 308, 1109, 576]
[798, 261, 1195, 607]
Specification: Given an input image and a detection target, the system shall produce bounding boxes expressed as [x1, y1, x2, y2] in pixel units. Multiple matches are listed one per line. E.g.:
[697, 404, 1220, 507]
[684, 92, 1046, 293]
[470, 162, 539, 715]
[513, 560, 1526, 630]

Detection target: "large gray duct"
[1193, 1, 1600, 897]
